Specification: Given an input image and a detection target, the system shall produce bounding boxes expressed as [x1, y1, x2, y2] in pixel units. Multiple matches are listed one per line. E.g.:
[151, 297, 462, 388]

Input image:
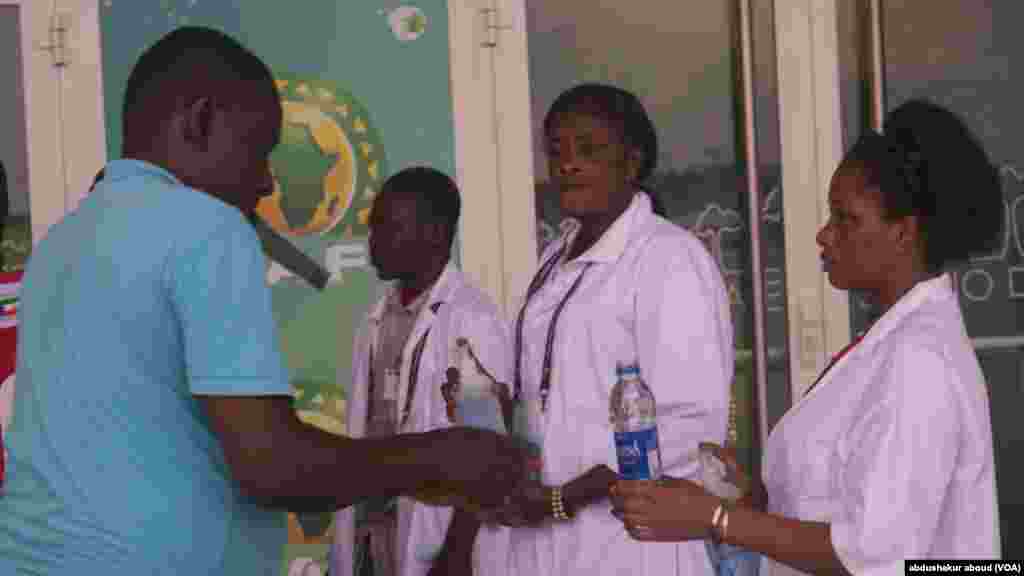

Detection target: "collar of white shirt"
[557, 191, 652, 265]
[368, 263, 457, 323]
[860, 272, 956, 344]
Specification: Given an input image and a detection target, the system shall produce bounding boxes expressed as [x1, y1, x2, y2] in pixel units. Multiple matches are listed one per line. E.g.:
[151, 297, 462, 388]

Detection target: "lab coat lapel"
[347, 292, 391, 440]
[396, 264, 459, 432]
[332, 290, 392, 576]
[773, 274, 954, 435]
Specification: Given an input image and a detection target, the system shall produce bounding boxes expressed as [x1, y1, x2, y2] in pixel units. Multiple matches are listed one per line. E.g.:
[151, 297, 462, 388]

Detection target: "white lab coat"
[762, 274, 1000, 576]
[509, 193, 733, 576]
[331, 264, 512, 576]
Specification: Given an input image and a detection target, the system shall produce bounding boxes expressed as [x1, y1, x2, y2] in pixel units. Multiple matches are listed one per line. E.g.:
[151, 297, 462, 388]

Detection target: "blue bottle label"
[614, 427, 659, 480]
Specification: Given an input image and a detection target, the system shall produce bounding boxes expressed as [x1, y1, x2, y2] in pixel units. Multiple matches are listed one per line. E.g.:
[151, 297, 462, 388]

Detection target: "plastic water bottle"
[610, 362, 663, 480]
[453, 339, 506, 435]
[699, 444, 761, 576]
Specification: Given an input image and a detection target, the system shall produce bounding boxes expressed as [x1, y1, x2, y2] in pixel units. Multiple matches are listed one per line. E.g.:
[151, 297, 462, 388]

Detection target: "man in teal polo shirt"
[0, 27, 523, 574]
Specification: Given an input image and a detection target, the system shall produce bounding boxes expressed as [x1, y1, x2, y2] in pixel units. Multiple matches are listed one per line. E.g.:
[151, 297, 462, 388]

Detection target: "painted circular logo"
[388, 6, 428, 42]
[257, 75, 384, 240]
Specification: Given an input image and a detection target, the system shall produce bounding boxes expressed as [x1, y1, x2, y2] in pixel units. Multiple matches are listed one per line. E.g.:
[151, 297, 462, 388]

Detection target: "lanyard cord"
[512, 241, 592, 412]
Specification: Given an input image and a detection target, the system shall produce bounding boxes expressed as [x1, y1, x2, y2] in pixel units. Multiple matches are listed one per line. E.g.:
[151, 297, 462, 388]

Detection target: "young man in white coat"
[332, 167, 512, 576]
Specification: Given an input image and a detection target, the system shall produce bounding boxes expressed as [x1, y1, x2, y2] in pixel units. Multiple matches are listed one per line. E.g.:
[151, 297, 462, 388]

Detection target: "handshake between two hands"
[410, 438, 754, 535]
[412, 338, 545, 526]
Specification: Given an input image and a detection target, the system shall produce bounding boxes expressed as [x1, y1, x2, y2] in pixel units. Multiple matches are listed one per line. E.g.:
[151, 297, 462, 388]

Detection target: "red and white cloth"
[0, 270, 23, 488]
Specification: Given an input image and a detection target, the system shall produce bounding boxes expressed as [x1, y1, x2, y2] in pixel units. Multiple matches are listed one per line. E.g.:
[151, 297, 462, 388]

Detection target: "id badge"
[375, 368, 399, 429]
[382, 368, 399, 402]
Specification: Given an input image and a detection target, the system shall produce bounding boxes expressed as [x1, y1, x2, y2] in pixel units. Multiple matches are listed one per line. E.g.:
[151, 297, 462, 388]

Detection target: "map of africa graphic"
[260, 74, 388, 557]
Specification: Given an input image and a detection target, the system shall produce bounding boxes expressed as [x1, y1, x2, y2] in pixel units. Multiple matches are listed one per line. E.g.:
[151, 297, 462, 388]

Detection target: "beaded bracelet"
[551, 486, 572, 521]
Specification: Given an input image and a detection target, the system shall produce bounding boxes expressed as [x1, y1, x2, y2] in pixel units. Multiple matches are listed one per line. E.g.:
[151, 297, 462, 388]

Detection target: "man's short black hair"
[121, 26, 276, 152]
[380, 166, 461, 249]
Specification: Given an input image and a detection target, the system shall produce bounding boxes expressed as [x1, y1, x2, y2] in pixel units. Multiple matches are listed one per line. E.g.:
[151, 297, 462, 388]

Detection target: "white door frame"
[774, 0, 851, 399]
[448, 0, 538, 318]
[3, 0, 64, 244]
[2, 0, 105, 244]
[54, 0, 107, 214]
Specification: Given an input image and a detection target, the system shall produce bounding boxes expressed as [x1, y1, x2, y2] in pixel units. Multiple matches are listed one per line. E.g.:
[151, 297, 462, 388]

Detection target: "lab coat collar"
[795, 273, 956, 410]
[557, 192, 652, 265]
[860, 273, 956, 344]
[363, 262, 458, 433]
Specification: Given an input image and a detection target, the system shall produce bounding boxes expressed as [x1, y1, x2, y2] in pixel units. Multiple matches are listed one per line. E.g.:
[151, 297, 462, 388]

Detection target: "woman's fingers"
[623, 517, 662, 541]
[612, 496, 659, 525]
[613, 479, 658, 499]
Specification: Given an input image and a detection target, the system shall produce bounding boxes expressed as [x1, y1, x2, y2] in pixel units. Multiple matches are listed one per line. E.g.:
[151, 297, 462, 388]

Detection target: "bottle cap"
[458, 341, 491, 396]
[616, 362, 640, 377]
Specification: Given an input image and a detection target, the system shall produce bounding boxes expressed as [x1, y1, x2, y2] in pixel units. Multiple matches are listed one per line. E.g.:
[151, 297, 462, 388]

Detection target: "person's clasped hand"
[610, 476, 719, 542]
[475, 476, 550, 528]
[611, 442, 762, 542]
[425, 427, 529, 512]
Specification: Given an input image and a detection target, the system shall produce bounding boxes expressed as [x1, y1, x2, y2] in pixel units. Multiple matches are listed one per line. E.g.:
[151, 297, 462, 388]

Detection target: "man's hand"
[428, 509, 479, 576]
[200, 396, 526, 513]
[417, 427, 527, 511]
[428, 551, 473, 576]
[476, 478, 550, 527]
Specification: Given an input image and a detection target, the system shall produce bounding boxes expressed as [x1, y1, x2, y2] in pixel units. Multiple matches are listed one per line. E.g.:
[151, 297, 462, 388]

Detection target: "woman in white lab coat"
[612, 99, 1003, 573]
[486, 84, 734, 576]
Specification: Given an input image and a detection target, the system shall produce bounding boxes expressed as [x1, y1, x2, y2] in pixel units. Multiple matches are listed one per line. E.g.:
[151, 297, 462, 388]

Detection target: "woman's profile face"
[816, 161, 905, 294]
[545, 112, 639, 218]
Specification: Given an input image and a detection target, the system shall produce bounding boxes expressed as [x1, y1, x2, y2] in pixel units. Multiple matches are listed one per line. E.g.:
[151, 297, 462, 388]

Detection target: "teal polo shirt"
[0, 160, 292, 574]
